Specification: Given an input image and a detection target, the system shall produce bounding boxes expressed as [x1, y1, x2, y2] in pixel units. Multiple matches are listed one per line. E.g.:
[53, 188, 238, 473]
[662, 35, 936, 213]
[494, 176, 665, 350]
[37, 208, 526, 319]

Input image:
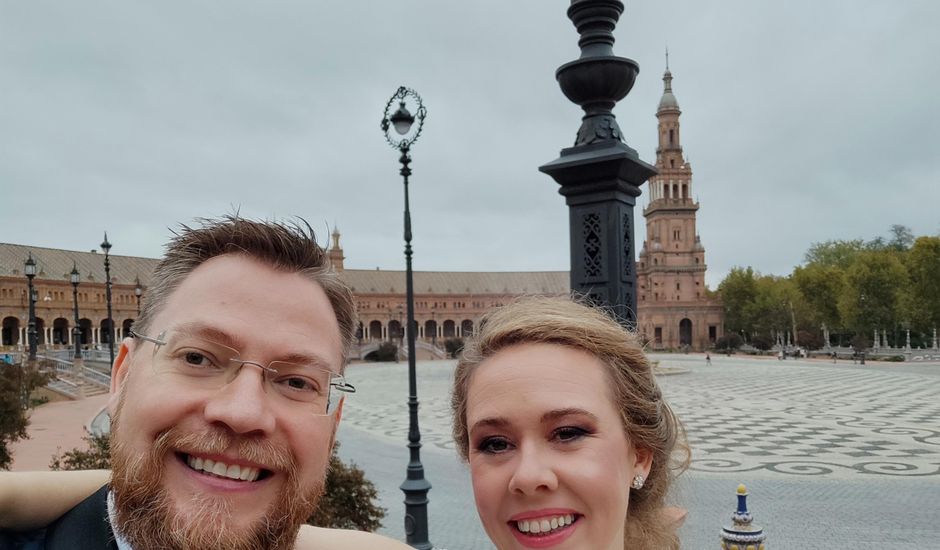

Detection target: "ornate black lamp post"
[381, 86, 432, 550]
[24, 253, 38, 362]
[430, 307, 437, 348]
[539, 0, 657, 325]
[70, 263, 82, 360]
[397, 304, 404, 347]
[100, 233, 115, 370]
[134, 276, 143, 317]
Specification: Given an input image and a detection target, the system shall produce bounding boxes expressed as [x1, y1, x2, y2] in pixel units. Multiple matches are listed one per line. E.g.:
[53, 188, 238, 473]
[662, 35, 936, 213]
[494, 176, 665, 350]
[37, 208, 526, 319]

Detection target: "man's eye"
[553, 426, 590, 442]
[477, 437, 512, 454]
[276, 376, 321, 393]
[181, 351, 214, 368]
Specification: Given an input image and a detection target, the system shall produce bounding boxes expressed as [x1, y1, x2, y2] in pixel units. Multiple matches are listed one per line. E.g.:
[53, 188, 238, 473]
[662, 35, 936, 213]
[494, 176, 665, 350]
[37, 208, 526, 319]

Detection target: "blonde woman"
[451, 296, 687, 549]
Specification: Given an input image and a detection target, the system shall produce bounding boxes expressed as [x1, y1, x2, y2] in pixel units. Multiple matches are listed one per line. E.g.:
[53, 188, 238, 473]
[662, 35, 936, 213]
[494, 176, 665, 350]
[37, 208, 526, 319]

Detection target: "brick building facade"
[636, 64, 724, 350]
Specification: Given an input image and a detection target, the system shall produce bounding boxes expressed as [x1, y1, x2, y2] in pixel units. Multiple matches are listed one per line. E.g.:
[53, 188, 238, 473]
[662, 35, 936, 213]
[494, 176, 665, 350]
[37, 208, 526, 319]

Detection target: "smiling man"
[26, 217, 409, 550]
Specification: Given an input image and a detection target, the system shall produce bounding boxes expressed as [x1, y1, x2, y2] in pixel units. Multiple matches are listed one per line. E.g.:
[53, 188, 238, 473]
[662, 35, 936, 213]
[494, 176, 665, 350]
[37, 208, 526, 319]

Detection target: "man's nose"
[203, 365, 277, 435]
[507, 443, 558, 496]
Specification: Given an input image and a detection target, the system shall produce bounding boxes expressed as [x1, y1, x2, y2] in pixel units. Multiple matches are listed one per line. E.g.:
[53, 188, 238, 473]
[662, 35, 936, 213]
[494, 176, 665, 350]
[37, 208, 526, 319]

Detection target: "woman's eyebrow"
[541, 408, 599, 423]
[468, 417, 509, 434]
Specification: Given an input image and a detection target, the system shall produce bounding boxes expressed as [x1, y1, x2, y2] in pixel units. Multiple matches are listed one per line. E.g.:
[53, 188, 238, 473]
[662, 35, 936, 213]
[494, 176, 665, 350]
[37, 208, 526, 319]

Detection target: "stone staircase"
[46, 371, 109, 399]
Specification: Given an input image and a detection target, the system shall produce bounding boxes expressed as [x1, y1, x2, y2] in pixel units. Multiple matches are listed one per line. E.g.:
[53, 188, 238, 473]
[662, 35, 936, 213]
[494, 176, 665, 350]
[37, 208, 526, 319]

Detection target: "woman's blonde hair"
[451, 295, 687, 550]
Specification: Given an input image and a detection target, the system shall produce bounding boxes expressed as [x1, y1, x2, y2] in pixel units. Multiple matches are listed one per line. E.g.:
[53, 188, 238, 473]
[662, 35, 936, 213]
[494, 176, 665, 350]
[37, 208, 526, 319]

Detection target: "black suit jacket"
[0, 485, 118, 550]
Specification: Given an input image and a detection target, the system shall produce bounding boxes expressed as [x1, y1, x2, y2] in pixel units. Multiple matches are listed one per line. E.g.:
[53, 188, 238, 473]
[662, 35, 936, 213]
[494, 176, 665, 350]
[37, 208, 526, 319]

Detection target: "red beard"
[109, 399, 323, 550]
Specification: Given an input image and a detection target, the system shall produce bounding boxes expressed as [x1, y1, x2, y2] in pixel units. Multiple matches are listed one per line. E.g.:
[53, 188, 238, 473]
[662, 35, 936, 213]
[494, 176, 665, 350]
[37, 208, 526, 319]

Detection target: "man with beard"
[7, 217, 411, 550]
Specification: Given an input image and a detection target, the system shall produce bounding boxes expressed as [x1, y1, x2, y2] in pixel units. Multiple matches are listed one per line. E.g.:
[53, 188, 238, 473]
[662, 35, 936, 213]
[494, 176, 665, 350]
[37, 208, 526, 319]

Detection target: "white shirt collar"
[105, 490, 134, 550]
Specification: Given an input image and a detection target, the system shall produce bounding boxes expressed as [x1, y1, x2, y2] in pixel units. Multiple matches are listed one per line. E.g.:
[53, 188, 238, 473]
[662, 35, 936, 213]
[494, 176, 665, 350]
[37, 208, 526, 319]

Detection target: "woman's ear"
[632, 444, 654, 479]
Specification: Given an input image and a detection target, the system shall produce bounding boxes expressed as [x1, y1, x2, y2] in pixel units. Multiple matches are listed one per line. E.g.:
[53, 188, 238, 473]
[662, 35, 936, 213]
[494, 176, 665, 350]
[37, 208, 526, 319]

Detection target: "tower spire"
[328, 224, 344, 271]
[658, 54, 679, 113]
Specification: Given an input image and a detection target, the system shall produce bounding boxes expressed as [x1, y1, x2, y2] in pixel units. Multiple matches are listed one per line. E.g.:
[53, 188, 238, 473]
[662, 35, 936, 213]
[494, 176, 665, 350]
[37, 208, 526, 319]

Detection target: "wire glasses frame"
[130, 329, 355, 416]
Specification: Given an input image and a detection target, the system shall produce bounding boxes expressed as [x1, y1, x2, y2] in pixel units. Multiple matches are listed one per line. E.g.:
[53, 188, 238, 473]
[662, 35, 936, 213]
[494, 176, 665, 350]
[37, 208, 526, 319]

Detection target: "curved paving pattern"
[657, 358, 940, 478]
[341, 356, 940, 479]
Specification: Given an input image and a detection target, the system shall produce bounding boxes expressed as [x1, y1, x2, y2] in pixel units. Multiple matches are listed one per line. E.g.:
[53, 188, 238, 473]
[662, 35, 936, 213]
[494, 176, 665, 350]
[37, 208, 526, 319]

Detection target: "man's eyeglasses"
[130, 329, 354, 416]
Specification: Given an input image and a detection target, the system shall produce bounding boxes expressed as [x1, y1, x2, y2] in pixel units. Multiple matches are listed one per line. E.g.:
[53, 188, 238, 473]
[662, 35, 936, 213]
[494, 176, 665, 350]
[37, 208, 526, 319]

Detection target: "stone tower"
[328, 226, 345, 272]
[637, 59, 723, 350]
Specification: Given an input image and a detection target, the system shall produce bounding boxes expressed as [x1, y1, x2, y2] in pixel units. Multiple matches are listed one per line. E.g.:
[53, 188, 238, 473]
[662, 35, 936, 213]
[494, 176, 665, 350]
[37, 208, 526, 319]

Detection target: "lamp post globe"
[70, 263, 82, 361]
[24, 253, 38, 362]
[380, 86, 432, 550]
[100, 233, 115, 370]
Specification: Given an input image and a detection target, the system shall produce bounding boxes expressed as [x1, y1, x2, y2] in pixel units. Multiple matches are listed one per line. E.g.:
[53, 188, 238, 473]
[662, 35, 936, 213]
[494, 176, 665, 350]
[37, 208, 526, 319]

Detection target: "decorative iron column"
[134, 276, 143, 317]
[70, 263, 82, 361]
[381, 86, 432, 550]
[539, 0, 657, 325]
[24, 253, 38, 362]
[100, 233, 115, 370]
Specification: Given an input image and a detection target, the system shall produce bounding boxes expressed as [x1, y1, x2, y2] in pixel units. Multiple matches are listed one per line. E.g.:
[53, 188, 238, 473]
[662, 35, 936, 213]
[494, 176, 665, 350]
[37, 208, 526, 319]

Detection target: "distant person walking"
[705, 353, 712, 366]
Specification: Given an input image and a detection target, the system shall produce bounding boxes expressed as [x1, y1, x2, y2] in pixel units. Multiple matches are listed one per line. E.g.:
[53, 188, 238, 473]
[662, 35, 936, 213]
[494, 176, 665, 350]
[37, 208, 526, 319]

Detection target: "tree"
[903, 236, 940, 331]
[748, 275, 792, 340]
[0, 363, 52, 470]
[792, 263, 845, 332]
[803, 239, 866, 269]
[717, 267, 758, 339]
[887, 224, 915, 252]
[837, 251, 908, 335]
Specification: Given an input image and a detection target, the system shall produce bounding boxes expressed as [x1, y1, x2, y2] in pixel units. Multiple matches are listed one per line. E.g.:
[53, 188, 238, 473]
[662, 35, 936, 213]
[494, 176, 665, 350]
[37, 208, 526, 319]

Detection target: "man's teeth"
[516, 514, 575, 534]
[186, 455, 260, 482]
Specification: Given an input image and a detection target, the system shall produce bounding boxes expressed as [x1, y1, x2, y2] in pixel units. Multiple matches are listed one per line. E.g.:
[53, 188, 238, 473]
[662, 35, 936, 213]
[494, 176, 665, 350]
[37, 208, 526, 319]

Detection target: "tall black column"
[539, 0, 656, 325]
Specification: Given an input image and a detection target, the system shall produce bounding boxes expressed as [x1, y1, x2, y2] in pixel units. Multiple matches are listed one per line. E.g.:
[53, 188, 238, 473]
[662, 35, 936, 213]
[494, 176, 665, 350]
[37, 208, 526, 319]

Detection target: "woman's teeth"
[516, 514, 575, 534]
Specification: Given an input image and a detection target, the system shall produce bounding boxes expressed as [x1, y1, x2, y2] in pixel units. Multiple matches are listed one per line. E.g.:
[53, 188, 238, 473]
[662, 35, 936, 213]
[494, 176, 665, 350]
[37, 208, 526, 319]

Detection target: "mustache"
[155, 425, 297, 473]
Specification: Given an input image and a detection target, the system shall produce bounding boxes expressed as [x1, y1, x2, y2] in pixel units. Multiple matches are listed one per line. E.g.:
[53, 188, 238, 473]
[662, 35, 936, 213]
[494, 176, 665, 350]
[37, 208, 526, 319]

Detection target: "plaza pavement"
[9, 393, 109, 471]
[336, 354, 940, 549]
[10, 355, 940, 548]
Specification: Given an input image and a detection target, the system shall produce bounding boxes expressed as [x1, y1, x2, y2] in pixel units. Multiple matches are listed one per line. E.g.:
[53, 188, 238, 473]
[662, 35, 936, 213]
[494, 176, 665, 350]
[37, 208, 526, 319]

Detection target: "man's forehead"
[150, 255, 344, 364]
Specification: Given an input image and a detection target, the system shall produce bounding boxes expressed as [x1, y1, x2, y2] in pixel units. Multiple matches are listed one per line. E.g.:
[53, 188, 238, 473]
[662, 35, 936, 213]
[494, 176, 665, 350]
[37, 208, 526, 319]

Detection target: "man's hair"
[134, 215, 356, 362]
[451, 295, 688, 550]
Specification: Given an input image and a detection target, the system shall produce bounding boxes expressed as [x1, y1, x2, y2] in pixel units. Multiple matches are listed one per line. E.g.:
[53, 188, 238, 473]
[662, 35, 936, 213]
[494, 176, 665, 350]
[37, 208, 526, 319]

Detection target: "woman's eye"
[477, 436, 512, 454]
[553, 426, 590, 442]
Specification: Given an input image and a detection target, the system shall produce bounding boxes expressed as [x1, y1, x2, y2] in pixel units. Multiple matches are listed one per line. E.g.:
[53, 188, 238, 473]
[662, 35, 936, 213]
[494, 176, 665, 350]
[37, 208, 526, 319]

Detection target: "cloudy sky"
[3, 1, 938, 287]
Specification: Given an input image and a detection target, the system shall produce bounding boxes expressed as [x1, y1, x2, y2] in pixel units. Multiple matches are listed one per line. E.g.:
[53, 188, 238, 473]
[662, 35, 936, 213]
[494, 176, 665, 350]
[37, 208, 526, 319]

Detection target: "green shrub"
[0, 362, 53, 470]
[443, 337, 464, 359]
[50, 431, 111, 470]
[307, 443, 385, 531]
[715, 333, 743, 351]
[366, 342, 399, 362]
[750, 334, 772, 351]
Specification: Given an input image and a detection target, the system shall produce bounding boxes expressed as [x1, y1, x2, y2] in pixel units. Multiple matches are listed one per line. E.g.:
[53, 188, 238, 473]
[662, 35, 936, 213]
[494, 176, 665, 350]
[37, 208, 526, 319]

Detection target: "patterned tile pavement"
[336, 354, 940, 549]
